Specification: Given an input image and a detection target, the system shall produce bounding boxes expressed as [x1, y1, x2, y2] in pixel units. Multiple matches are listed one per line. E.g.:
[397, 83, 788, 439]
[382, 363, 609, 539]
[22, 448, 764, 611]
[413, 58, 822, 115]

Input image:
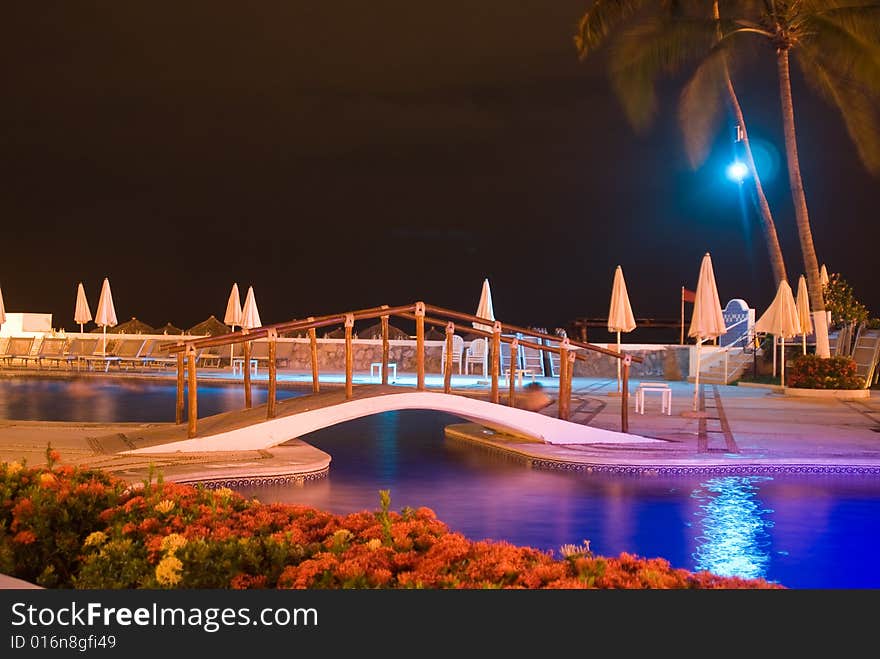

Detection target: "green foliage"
[823, 273, 870, 328]
[788, 355, 865, 390]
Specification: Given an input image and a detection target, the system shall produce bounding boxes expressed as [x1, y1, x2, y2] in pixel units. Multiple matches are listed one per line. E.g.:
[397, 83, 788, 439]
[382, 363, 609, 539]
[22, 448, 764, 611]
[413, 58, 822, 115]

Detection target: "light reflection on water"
[690, 476, 774, 581]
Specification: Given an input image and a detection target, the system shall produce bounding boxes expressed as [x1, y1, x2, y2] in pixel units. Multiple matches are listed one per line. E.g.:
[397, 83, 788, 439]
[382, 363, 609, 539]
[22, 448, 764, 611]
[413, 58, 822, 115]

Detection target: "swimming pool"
[2, 377, 878, 588]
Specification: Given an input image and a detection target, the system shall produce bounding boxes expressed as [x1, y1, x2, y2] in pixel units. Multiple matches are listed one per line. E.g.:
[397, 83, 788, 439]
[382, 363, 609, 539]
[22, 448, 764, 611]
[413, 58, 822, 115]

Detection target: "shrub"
[787, 355, 865, 390]
[0, 453, 783, 590]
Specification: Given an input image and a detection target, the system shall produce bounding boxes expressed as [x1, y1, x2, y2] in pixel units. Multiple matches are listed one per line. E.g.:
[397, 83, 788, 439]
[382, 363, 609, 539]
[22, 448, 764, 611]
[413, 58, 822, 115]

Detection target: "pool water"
[237, 410, 880, 589]
[0, 377, 303, 422]
[2, 378, 878, 588]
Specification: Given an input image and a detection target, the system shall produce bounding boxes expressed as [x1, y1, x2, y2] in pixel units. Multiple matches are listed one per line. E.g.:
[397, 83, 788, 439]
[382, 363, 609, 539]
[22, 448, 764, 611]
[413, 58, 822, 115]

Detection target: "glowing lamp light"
[726, 161, 749, 183]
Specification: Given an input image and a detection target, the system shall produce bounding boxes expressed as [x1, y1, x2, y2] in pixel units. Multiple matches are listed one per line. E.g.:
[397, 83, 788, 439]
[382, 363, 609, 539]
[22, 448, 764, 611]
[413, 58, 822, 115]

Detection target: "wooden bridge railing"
[166, 301, 643, 439]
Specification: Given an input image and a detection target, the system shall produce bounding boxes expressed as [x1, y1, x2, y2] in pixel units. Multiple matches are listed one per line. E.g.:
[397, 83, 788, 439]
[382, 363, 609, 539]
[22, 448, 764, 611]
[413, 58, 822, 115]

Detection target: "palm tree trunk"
[713, 1, 787, 287]
[777, 49, 830, 358]
[725, 79, 787, 286]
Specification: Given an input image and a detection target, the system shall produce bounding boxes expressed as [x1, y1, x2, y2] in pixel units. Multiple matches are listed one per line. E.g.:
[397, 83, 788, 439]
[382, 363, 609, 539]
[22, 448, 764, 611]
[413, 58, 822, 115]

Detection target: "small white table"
[232, 358, 258, 377]
[370, 362, 397, 383]
[635, 381, 672, 415]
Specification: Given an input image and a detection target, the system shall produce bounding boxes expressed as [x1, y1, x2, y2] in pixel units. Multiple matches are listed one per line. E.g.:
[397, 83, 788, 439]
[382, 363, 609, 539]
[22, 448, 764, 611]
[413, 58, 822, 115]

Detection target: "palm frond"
[679, 48, 736, 168]
[575, 0, 647, 58]
[802, 13, 880, 95]
[798, 45, 880, 175]
[806, 5, 880, 51]
[609, 17, 719, 130]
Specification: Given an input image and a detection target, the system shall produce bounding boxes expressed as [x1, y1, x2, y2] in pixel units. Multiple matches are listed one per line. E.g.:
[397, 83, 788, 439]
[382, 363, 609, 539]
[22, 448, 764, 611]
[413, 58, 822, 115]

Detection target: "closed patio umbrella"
[74, 282, 92, 333]
[795, 275, 813, 355]
[473, 278, 495, 333]
[0, 286, 6, 329]
[608, 265, 636, 394]
[94, 277, 118, 356]
[224, 283, 244, 365]
[755, 280, 801, 387]
[241, 286, 262, 330]
[688, 253, 726, 411]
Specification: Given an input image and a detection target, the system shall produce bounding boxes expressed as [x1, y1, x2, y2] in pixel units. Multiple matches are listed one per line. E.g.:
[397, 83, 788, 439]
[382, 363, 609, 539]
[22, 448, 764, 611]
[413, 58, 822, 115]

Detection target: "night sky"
[2, 3, 877, 342]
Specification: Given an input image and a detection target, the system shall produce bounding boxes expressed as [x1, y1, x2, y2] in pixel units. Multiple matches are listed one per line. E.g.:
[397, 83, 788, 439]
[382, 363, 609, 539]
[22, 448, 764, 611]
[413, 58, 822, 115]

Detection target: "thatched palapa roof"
[357, 322, 410, 340]
[187, 315, 231, 337]
[93, 317, 155, 334]
[156, 322, 184, 335]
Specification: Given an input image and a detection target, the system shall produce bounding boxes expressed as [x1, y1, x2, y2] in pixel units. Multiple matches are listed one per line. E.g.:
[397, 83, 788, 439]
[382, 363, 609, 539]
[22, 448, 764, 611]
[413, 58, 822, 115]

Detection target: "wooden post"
[267, 330, 277, 419]
[344, 313, 354, 399]
[308, 320, 319, 393]
[621, 355, 631, 433]
[381, 309, 390, 386]
[187, 346, 197, 438]
[444, 321, 454, 394]
[243, 337, 252, 409]
[680, 287, 685, 345]
[508, 338, 518, 407]
[175, 350, 185, 425]
[415, 302, 425, 391]
[558, 339, 570, 420]
[490, 321, 501, 404]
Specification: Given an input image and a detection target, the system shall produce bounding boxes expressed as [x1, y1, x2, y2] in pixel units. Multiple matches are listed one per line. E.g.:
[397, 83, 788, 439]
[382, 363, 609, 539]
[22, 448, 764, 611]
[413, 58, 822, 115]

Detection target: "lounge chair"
[851, 326, 880, 389]
[81, 338, 145, 372]
[116, 338, 149, 370]
[63, 338, 100, 370]
[520, 336, 546, 377]
[441, 334, 464, 374]
[1, 337, 36, 367]
[24, 337, 68, 369]
[544, 337, 577, 377]
[464, 337, 488, 376]
[141, 340, 182, 369]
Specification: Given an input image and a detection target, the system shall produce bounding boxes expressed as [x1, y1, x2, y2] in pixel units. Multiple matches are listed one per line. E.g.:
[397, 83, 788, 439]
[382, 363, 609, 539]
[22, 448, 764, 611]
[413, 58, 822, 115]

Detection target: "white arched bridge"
[127, 301, 653, 454]
[125, 388, 659, 455]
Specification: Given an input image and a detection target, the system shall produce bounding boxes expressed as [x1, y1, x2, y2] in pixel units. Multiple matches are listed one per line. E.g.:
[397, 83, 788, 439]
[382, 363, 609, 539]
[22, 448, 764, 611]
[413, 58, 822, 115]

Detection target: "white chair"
[441, 334, 464, 374]
[465, 337, 488, 376]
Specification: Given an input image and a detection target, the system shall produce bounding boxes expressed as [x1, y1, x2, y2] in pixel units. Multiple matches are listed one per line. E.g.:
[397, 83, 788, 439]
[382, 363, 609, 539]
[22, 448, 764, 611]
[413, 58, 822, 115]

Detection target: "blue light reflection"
[691, 476, 774, 581]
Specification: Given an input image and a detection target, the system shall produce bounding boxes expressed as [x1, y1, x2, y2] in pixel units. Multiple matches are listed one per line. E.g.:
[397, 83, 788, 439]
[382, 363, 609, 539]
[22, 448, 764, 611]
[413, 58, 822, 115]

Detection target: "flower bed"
[0, 448, 782, 589]
[787, 355, 865, 390]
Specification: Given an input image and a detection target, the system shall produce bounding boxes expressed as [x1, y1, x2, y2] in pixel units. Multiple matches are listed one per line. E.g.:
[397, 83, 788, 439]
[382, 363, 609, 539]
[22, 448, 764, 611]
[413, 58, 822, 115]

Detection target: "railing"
[164, 302, 644, 439]
[699, 319, 756, 384]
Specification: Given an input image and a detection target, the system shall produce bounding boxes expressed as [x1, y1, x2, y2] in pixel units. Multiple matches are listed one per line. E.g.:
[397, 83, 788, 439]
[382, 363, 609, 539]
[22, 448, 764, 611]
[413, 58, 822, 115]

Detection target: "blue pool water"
[2, 378, 878, 588]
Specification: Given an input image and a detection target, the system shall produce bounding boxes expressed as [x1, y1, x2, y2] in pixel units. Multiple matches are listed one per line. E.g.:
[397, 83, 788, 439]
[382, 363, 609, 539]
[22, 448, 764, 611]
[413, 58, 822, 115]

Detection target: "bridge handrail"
[169, 300, 642, 439]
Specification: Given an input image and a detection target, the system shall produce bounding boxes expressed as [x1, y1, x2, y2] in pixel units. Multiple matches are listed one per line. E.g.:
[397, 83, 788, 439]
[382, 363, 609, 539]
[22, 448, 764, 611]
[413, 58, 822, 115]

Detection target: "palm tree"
[579, 1, 880, 358]
[576, 1, 789, 288]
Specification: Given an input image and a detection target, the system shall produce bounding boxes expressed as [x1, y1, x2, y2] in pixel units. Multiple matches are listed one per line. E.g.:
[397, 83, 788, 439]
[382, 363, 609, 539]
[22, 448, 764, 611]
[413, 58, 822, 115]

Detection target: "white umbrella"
[241, 286, 262, 330]
[607, 265, 636, 393]
[688, 253, 726, 411]
[94, 277, 118, 356]
[0, 285, 6, 329]
[755, 279, 801, 387]
[795, 275, 813, 355]
[74, 282, 92, 334]
[473, 278, 495, 332]
[224, 283, 243, 366]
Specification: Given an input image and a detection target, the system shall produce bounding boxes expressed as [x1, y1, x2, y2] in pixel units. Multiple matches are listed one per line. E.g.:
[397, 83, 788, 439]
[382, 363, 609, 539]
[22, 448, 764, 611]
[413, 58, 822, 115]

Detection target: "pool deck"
[0, 368, 878, 485]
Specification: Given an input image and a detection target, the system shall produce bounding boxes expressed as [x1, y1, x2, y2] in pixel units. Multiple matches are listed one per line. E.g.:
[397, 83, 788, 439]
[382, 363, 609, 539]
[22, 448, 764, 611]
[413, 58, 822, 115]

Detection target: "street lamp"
[726, 160, 749, 183]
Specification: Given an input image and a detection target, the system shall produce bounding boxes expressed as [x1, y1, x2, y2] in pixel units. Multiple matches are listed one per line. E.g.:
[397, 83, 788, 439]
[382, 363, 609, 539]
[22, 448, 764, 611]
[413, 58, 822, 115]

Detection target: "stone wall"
[570, 346, 690, 380]
[271, 339, 689, 381]
[279, 339, 444, 373]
